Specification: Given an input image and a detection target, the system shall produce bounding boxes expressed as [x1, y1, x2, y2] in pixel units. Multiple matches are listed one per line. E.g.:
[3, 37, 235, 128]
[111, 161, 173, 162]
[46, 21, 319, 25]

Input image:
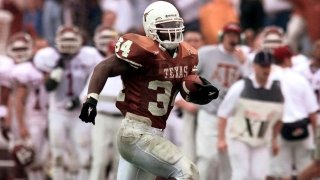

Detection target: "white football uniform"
[0, 55, 14, 146]
[10, 61, 49, 179]
[80, 52, 124, 180]
[34, 46, 101, 180]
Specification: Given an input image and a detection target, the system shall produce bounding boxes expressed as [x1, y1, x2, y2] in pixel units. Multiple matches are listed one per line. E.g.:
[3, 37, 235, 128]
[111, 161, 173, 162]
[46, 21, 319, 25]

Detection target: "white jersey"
[11, 61, 48, 123]
[34, 46, 101, 113]
[0, 55, 14, 87]
[80, 53, 123, 114]
[295, 61, 320, 103]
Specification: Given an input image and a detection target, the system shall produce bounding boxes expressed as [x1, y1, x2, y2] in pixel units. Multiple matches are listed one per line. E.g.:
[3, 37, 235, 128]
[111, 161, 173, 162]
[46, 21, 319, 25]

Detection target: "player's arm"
[87, 54, 129, 95]
[79, 54, 130, 124]
[15, 84, 29, 139]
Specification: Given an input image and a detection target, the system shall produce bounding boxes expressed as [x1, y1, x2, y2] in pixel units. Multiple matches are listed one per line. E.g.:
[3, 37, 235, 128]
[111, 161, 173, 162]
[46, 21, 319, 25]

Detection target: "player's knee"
[173, 157, 199, 180]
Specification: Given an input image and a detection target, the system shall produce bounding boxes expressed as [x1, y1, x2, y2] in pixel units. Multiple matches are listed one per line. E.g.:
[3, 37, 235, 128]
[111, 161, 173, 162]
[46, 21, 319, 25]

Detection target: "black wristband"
[292, 175, 297, 180]
[86, 97, 98, 106]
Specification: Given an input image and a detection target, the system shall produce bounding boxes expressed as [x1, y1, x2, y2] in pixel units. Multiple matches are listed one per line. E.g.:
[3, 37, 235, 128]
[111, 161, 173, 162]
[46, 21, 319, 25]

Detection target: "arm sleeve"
[217, 80, 245, 118]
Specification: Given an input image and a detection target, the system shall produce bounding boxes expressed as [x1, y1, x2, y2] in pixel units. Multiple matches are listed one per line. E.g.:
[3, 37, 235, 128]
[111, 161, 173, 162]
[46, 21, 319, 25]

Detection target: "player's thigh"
[117, 156, 156, 180]
[48, 112, 68, 148]
[73, 118, 91, 149]
[118, 133, 197, 178]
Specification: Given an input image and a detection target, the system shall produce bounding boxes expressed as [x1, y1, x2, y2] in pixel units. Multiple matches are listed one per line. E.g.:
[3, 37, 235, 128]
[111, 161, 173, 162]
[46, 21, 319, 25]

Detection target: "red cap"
[223, 23, 241, 34]
[273, 46, 293, 62]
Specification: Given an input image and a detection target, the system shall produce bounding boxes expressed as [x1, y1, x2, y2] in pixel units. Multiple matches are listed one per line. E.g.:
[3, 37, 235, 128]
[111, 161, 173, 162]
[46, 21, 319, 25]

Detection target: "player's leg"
[117, 114, 199, 180]
[26, 121, 46, 180]
[117, 156, 156, 180]
[89, 113, 121, 180]
[228, 139, 250, 180]
[73, 116, 91, 180]
[48, 112, 68, 180]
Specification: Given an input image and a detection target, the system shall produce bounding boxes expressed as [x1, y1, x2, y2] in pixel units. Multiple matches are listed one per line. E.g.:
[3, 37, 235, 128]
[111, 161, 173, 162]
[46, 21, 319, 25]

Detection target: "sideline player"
[7, 32, 49, 180]
[79, 1, 219, 179]
[34, 25, 101, 180]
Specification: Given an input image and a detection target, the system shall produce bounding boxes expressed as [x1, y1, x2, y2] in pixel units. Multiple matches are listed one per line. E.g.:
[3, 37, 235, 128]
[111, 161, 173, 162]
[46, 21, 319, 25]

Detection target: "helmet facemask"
[55, 27, 83, 55]
[94, 28, 119, 54]
[7, 33, 33, 63]
[150, 18, 184, 50]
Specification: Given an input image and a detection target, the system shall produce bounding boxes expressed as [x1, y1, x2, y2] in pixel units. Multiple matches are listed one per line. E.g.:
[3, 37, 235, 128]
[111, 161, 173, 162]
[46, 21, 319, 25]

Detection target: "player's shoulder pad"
[180, 42, 197, 57]
[34, 47, 60, 72]
[115, 33, 158, 68]
[0, 55, 15, 87]
[12, 62, 43, 85]
[0, 55, 14, 75]
[76, 46, 103, 66]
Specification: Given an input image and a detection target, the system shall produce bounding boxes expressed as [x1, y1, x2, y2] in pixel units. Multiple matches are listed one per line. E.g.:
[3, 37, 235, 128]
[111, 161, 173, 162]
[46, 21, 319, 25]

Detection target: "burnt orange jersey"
[115, 33, 198, 129]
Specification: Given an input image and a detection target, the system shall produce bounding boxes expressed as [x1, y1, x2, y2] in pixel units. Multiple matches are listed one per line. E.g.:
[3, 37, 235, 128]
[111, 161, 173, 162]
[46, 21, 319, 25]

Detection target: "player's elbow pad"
[45, 78, 59, 91]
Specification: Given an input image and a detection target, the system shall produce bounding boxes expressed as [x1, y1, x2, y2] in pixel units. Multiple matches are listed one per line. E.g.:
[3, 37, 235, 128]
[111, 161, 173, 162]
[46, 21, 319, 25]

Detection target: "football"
[180, 74, 203, 101]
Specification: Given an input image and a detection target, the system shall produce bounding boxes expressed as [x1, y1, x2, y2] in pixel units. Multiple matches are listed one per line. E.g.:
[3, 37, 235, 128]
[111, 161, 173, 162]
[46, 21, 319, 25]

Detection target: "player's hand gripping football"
[79, 95, 98, 125]
[189, 77, 219, 105]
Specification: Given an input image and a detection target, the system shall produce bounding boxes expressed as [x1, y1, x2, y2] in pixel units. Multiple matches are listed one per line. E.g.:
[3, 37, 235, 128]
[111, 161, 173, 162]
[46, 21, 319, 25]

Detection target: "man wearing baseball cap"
[196, 22, 251, 180]
[217, 51, 284, 180]
[267, 46, 319, 179]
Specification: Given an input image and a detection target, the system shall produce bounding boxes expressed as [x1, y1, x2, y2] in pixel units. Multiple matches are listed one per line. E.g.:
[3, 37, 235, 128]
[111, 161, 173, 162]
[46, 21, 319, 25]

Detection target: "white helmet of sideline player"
[55, 25, 83, 55]
[261, 26, 284, 51]
[143, 1, 184, 50]
[6, 32, 33, 63]
[93, 25, 119, 54]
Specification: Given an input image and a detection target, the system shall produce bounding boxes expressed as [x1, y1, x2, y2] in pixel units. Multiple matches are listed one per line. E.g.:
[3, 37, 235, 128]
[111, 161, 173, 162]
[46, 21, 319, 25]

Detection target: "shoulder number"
[115, 37, 133, 58]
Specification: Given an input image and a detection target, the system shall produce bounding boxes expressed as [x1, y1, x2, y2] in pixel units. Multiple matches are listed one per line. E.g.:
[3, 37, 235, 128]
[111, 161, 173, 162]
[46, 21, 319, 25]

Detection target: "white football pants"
[89, 112, 122, 180]
[117, 113, 199, 180]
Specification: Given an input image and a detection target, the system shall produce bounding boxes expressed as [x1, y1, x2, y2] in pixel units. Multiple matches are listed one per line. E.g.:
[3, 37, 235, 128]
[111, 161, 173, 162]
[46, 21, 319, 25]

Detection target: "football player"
[79, 1, 218, 179]
[34, 25, 101, 180]
[6, 32, 48, 180]
[0, 49, 15, 180]
[85, 25, 122, 180]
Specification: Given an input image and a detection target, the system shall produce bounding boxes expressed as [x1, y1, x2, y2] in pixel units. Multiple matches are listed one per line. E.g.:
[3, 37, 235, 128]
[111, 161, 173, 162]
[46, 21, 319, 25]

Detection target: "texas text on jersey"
[115, 33, 198, 129]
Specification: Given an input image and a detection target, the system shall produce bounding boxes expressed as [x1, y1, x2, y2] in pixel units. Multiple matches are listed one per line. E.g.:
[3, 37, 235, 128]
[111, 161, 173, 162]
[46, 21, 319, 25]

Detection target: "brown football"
[180, 74, 203, 101]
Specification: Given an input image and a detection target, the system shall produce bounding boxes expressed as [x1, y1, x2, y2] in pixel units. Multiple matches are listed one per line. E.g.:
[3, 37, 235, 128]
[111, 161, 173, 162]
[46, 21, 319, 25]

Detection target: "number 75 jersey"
[115, 33, 198, 129]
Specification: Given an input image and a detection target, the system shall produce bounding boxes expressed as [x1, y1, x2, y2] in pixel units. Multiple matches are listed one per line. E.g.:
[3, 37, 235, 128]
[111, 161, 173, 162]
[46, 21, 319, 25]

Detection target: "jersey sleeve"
[115, 33, 155, 69]
[0, 55, 14, 87]
[34, 47, 60, 72]
[12, 63, 42, 86]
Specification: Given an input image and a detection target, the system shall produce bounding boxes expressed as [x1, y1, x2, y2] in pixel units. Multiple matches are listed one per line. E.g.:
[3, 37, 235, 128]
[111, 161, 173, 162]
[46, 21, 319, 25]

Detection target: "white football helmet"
[143, 1, 184, 50]
[55, 25, 83, 54]
[94, 25, 119, 54]
[6, 32, 33, 63]
[262, 26, 284, 50]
